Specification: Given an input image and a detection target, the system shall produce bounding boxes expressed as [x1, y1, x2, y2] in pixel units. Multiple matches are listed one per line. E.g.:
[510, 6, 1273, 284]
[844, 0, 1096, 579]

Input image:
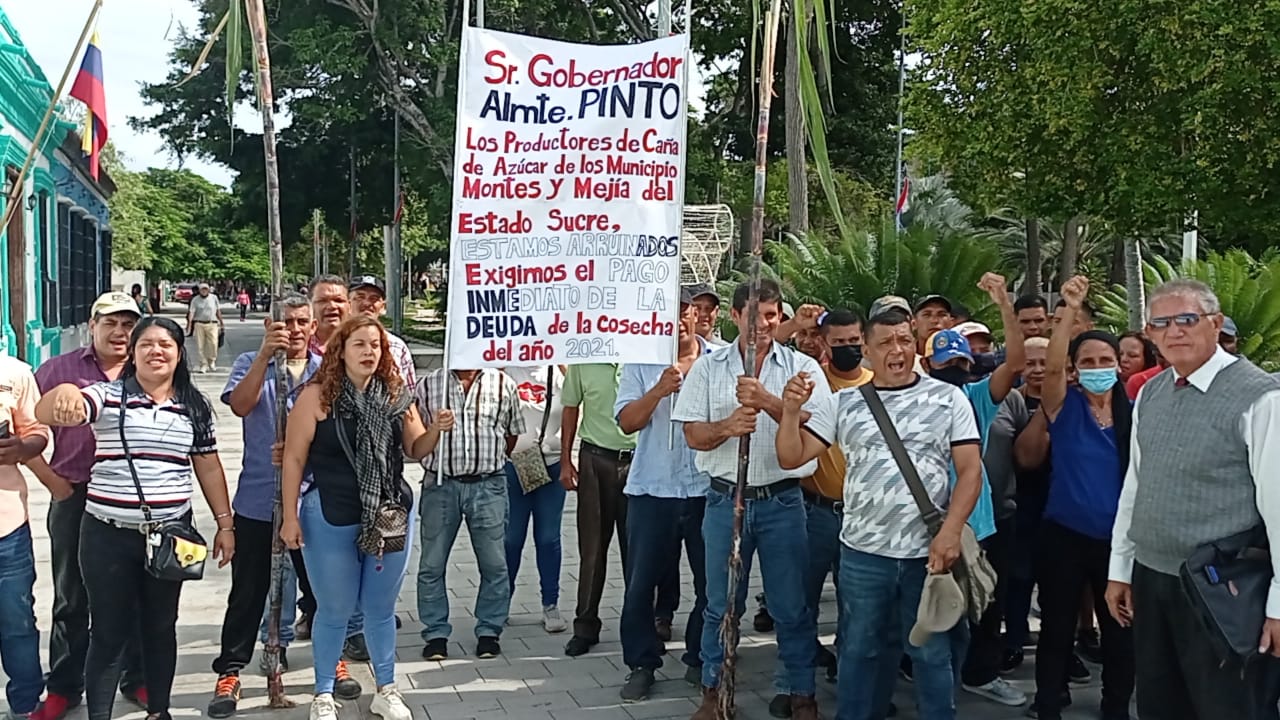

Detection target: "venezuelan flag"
[69, 31, 107, 181]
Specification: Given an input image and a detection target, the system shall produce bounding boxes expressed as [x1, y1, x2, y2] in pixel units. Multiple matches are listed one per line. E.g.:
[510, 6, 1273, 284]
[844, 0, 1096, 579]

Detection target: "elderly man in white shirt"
[187, 283, 224, 372]
[1106, 279, 1280, 720]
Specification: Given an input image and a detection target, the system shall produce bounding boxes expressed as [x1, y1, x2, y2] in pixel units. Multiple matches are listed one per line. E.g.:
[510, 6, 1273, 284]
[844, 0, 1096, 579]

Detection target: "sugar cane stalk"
[244, 0, 294, 707]
[717, 2, 783, 716]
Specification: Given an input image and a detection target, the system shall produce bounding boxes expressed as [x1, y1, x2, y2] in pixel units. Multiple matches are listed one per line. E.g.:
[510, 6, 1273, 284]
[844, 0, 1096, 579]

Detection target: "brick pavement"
[7, 315, 1108, 719]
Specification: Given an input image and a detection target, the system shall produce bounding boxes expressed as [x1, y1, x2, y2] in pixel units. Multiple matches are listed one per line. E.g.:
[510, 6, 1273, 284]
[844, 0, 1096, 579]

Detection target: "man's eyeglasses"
[1146, 312, 1214, 330]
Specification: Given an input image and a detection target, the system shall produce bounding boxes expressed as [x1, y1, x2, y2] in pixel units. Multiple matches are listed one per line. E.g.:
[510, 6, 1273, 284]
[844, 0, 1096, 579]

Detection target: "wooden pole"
[0, 0, 102, 235]
[245, 0, 294, 707]
[718, 1, 782, 715]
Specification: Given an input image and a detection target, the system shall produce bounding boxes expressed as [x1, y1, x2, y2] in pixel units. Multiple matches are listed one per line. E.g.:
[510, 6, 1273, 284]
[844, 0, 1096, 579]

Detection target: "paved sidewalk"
[8, 315, 1107, 719]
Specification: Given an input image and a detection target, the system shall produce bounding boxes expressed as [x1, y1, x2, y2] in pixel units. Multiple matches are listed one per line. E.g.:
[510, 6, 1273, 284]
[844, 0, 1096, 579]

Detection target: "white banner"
[445, 28, 689, 368]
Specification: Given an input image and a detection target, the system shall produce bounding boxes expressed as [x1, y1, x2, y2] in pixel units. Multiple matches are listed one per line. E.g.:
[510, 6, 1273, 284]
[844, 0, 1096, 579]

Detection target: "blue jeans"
[345, 492, 417, 639]
[259, 553, 298, 648]
[774, 495, 842, 694]
[504, 462, 565, 607]
[700, 484, 814, 695]
[299, 491, 411, 694]
[0, 524, 44, 714]
[621, 494, 706, 671]
[417, 473, 510, 640]
[836, 547, 956, 720]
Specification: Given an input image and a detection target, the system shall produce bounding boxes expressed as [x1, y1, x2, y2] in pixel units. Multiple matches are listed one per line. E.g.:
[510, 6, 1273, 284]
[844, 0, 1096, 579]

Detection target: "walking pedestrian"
[187, 283, 223, 373]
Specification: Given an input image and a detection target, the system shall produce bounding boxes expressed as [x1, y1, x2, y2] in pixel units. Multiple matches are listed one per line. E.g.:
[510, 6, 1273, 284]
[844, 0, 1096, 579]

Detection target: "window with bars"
[38, 192, 56, 328]
[55, 203, 101, 328]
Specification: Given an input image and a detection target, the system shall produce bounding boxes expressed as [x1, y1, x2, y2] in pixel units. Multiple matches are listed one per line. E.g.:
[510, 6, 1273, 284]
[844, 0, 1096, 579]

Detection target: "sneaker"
[295, 612, 313, 641]
[619, 668, 655, 703]
[768, 693, 792, 718]
[369, 685, 412, 720]
[120, 685, 149, 710]
[962, 677, 1027, 706]
[1001, 648, 1025, 674]
[309, 693, 338, 720]
[476, 636, 501, 658]
[754, 593, 775, 632]
[564, 635, 596, 657]
[1025, 691, 1072, 718]
[343, 633, 371, 662]
[655, 617, 673, 642]
[206, 674, 241, 719]
[543, 605, 567, 634]
[422, 638, 449, 660]
[259, 647, 290, 674]
[334, 660, 363, 700]
[28, 692, 78, 720]
[1068, 653, 1091, 684]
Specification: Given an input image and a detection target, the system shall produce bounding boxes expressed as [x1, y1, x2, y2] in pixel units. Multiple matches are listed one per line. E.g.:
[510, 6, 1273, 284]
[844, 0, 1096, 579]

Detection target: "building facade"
[0, 9, 114, 365]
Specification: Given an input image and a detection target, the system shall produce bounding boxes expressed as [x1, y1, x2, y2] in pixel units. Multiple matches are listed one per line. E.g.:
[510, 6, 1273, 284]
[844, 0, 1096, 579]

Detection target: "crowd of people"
[0, 270, 1275, 720]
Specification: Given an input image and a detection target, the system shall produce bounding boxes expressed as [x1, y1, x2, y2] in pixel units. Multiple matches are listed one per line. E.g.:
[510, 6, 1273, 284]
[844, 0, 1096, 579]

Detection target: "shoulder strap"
[535, 366, 554, 445]
[858, 383, 945, 535]
[333, 415, 359, 469]
[116, 379, 154, 524]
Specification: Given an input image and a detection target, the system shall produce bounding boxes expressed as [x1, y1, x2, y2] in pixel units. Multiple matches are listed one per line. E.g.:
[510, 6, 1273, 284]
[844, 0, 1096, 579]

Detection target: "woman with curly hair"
[1117, 331, 1158, 383]
[280, 316, 452, 720]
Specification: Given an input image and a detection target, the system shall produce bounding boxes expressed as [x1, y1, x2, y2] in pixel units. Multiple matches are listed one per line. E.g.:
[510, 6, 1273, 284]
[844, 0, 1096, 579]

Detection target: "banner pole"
[669, 11, 693, 449]
[438, 0, 474, 487]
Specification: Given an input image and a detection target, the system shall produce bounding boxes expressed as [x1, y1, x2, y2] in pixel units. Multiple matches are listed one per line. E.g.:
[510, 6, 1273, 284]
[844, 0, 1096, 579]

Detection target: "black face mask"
[829, 344, 863, 372]
[930, 365, 975, 387]
[971, 352, 999, 377]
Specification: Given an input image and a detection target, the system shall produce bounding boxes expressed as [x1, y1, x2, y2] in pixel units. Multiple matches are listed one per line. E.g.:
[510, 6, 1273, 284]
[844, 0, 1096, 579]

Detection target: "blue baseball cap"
[929, 329, 974, 364]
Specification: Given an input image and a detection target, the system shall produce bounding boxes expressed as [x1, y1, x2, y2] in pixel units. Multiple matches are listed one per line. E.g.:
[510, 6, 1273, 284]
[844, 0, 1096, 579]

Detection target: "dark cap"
[914, 294, 953, 314]
[349, 275, 386, 295]
[686, 283, 721, 304]
[680, 286, 694, 305]
[1222, 316, 1238, 337]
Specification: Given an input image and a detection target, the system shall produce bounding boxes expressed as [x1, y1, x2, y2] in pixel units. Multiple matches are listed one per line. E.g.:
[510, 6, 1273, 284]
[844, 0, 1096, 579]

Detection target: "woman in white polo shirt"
[37, 316, 235, 720]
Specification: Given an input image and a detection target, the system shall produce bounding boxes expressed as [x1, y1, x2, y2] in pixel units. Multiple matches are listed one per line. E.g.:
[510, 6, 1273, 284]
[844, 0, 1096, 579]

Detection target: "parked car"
[173, 282, 199, 303]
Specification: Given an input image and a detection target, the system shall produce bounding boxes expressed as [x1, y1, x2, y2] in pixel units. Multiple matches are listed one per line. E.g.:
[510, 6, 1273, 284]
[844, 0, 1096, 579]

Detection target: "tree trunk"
[1109, 236, 1125, 286]
[1059, 214, 1080, 285]
[784, 12, 808, 236]
[1024, 218, 1041, 295]
[245, 0, 293, 708]
[1124, 237, 1144, 330]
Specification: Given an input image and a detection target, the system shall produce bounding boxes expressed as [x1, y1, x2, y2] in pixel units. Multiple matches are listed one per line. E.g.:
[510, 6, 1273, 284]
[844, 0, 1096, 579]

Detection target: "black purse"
[1179, 525, 1271, 665]
[118, 379, 209, 582]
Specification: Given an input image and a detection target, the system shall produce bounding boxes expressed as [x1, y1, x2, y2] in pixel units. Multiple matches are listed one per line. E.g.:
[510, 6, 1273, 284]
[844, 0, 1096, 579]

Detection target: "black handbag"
[118, 379, 209, 582]
[1179, 525, 1271, 665]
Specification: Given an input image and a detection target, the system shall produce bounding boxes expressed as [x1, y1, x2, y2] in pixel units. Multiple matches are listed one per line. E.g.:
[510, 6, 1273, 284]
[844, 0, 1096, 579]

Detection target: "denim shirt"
[221, 351, 322, 522]
[614, 342, 714, 498]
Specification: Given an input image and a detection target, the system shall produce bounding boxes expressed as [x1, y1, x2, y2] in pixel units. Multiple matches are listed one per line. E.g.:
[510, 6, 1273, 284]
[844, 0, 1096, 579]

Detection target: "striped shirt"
[80, 381, 217, 524]
[416, 369, 525, 477]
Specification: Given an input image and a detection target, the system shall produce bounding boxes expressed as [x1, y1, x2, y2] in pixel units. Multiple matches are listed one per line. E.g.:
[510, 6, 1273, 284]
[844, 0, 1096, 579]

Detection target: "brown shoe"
[691, 686, 722, 720]
[656, 617, 674, 643]
[789, 694, 821, 720]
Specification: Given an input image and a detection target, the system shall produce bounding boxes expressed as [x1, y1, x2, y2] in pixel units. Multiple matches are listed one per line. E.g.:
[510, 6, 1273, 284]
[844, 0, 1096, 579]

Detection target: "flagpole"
[0, 0, 103, 235]
[892, 9, 905, 237]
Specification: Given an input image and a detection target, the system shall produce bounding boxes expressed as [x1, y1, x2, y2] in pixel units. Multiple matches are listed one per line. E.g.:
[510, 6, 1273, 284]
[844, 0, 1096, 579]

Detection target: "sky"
[2, 0, 708, 191]
[2, 0, 235, 186]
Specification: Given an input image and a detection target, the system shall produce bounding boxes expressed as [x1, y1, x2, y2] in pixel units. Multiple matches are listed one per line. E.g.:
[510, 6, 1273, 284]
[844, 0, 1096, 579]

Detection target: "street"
[11, 310, 1106, 720]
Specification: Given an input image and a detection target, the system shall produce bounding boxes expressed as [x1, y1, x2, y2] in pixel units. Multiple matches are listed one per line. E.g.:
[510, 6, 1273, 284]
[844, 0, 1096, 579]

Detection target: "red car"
[173, 282, 198, 303]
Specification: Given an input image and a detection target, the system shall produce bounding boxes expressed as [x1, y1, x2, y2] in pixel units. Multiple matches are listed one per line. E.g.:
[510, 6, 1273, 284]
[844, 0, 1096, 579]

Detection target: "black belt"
[195, 320, 218, 324]
[446, 472, 504, 484]
[708, 476, 798, 500]
[581, 441, 633, 463]
[803, 488, 842, 510]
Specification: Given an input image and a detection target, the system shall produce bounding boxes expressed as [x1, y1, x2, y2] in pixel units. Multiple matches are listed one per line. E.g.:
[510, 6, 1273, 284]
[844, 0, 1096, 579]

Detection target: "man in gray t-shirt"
[187, 283, 224, 373]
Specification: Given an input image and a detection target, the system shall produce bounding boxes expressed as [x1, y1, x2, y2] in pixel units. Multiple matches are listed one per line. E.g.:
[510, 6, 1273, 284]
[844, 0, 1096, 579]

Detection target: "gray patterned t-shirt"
[805, 375, 980, 559]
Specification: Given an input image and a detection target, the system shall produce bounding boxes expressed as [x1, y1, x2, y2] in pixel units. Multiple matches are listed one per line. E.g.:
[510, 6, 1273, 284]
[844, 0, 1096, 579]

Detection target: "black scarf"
[334, 375, 411, 555]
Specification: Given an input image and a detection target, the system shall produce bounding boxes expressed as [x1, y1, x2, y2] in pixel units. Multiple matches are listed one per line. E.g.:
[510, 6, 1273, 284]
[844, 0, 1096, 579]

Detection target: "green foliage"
[718, 221, 1006, 325]
[1095, 251, 1280, 367]
[717, 163, 891, 239]
[107, 167, 268, 282]
[907, 0, 1280, 244]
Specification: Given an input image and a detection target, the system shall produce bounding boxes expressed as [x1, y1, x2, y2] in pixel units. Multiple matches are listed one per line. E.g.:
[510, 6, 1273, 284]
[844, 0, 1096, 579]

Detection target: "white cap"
[908, 571, 965, 647]
[91, 291, 141, 318]
[953, 321, 992, 338]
